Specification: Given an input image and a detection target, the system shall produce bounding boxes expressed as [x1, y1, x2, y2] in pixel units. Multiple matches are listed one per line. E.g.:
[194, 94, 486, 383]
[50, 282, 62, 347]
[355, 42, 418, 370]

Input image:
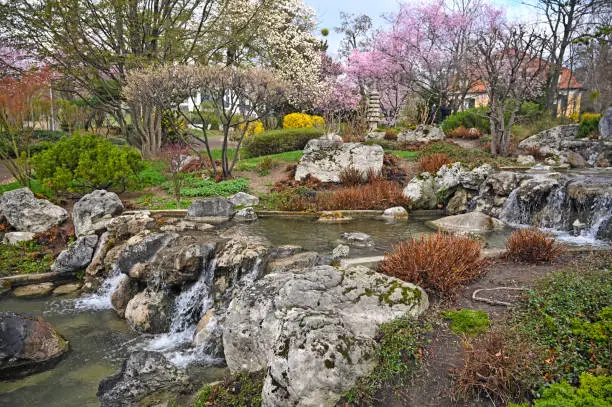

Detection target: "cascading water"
[73, 266, 123, 310]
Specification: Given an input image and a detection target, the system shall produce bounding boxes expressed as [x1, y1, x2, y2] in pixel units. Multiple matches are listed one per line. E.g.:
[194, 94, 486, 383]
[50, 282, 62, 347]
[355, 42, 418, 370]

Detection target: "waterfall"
[73, 266, 123, 311]
[581, 194, 612, 240]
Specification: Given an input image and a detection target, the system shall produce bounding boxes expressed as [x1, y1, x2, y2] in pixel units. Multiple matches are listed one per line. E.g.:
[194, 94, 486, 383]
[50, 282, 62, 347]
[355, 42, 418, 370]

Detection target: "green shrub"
[242, 128, 324, 157]
[32, 133, 143, 193]
[32, 130, 67, 142]
[161, 175, 248, 198]
[137, 160, 168, 188]
[443, 309, 490, 336]
[518, 101, 544, 123]
[509, 373, 612, 407]
[578, 113, 601, 138]
[441, 107, 490, 135]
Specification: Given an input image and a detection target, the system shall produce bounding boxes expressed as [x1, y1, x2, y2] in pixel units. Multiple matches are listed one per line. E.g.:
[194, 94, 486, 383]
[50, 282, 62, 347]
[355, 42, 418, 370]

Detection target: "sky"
[306, 0, 536, 58]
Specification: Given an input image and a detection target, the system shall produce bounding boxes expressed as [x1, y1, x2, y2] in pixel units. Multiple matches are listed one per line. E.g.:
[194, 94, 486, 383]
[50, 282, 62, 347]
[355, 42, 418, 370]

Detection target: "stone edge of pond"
[126, 209, 445, 218]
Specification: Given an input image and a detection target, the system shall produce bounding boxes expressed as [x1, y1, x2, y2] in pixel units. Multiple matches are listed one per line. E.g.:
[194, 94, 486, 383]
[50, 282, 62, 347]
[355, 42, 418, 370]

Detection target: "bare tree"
[475, 24, 547, 156]
[334, 13, 372, 58]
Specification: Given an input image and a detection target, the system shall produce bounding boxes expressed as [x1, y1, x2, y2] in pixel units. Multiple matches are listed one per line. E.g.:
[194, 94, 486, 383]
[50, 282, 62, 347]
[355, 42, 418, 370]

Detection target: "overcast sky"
[306, 0, 536, 57]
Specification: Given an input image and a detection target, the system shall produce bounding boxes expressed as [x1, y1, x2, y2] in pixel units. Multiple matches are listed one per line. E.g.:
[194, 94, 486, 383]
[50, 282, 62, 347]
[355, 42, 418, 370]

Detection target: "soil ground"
[379, 252, 592, 407]
[0, 162, 14, 185]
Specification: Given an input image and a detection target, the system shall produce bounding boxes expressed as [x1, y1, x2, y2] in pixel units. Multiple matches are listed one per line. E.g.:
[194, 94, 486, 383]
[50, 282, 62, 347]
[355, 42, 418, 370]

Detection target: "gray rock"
[106, 211, 155, 241]
[567, 151, 587, 168]
[435, 162, 464, 193]
[429, 212, 506, 234]
[213, 238, 268, 300]
[365, 131, 385, 140]
[52, 283, 82, 296]
[2, 232, 35, 245]
[319, 133, 343, 142]
[222, 265, 428, 407]
[73, 190, 124, 237]
[446, 189, 468, 215]
[115, 233, 176, 277]
[459, 164, 494, 191]
[266, 252, 319, 274]
[402, 173, 438, 209]
[517, 155, 536, 166]
[518, 124, 579, 156]
[382, 206, 408, 219]
[228, 192, 259, 207]
[86, 232, 110, 279]
[397, 125, 445, 144]
[0, 312, 69, 379]
[111, 275, 140, 318]
[599, 106, 612, 139]
[515, 177, 559, 204]
[341, 232, 373, 247]
[51, 235, 99, 273]
[295, 139, 384, 183]
[331, 244, 350, 260]
[124, 289, 171, 333]
[0, 188, 67, 233]
[187, 197, 235, 218]
[482, 171, 520, 196]
[234, 207, 258, 222]
[97, 351, 191, 407]
[12, 283, 55, 297]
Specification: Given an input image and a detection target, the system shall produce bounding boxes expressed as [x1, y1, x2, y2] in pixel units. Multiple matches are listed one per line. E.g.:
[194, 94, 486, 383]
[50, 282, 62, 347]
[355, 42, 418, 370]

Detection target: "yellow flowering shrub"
[312, 115, 326, 129]
[283, 113, 314, 129]
[239, 120, 265, 137]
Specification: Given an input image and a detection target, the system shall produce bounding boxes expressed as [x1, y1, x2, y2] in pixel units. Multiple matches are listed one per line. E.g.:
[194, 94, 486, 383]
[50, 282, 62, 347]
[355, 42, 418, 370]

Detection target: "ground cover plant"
[161, 175, 248, 198]
[443, 309, 490, 336]
[505, 228, 566, 263]
[193, 371, 264, 407]
[242, 128, 323, 157]
[417, 141, 515, 168]
[0, 241, 55, 276]
[455, 253, 612, 405]
[378, 233, 485, 298]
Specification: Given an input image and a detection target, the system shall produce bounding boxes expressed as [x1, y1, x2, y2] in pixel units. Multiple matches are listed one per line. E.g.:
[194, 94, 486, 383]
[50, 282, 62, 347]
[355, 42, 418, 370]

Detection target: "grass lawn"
[387, 150, 419, 159]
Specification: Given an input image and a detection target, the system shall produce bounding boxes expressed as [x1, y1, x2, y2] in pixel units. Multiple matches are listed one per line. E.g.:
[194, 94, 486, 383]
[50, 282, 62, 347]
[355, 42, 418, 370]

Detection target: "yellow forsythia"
[283, 113, 314, 129]
[580, 113, 601, 122]
[239, 120, 265, 137]
[312, 115, 326, 129]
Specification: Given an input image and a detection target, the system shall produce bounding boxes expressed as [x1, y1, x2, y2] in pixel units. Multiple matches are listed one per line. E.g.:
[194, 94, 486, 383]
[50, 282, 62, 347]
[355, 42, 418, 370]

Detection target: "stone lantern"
[366, 89, 382, 131]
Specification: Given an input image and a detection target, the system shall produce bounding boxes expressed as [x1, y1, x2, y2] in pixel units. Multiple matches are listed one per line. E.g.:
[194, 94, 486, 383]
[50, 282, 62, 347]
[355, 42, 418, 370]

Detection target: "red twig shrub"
[524, 146, 545, 160]
[453, 328, 539, 404]
[418, 153, 454, 174]
[378, 233, 485, 297]
[339, 166, 366, 186]
[505, 228, 566, 263]
[448, 126, 481, 139]
[384, 129, 398, 140]
[280, 179, 410, 211]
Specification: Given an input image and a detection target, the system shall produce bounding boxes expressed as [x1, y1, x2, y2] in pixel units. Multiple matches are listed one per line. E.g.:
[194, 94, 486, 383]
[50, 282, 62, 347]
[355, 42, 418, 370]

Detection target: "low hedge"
[242, 128, 324, 157]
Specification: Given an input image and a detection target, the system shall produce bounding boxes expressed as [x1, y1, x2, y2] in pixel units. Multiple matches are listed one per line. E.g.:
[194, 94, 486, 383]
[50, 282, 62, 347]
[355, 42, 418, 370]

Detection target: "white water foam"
[73, 268, 123, 310]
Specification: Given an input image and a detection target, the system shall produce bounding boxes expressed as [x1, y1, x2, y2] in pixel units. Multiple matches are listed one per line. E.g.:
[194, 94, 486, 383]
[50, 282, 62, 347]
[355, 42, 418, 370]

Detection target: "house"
[461, 66, 583, 117]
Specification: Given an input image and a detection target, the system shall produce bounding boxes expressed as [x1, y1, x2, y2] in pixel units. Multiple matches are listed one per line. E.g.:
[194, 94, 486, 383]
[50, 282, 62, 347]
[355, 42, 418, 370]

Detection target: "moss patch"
[443, 309, 490, 336]
[193, 371, 265, 407]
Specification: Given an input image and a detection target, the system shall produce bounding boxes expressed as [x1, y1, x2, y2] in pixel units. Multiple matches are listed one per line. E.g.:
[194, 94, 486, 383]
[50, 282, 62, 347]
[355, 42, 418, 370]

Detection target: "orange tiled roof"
[466, 65, 581, 94]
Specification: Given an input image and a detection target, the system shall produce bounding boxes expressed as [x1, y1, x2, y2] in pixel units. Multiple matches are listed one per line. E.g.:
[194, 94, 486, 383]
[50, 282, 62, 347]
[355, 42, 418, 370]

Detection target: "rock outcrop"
[397, 125, 445, 144]
[294, 139, 384, 183]
[599, 106, 611, 139]
[51, 235, 99, 273]
[0, 188, 67, 233]
[73, 190, 124, 237]
[97, 351, 191, 407]
[124, 289, 172, 334]
[223, 265, 428, 407]
[0, 312, 69, 379]
[228, 192, 259, 207]
[187, 197, 235, 218]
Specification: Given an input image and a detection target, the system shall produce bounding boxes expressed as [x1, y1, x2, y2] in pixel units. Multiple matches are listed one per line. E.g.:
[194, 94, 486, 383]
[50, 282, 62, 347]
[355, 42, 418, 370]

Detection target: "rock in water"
[187, 197, 235, 218]
[97, 351, 191, 407]
[0, 312, 69, 379]
[73, 190, 124, 236]
[51, 235, 99, 273]
[403, 173, 437, 209]
[222, 265, 428, 407]
[382, 206, 408, 219]
[294, 139, 384, 183]
[124, 289, 171, 333]
[0, 188, 67, 233]
[429, 212, 506, 234]
[234, 207, 258, 222]
[517, 155, 536, 166]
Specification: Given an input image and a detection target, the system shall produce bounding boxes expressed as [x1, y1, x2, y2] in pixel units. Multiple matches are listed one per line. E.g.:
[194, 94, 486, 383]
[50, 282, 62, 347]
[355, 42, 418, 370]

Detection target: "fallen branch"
[472, 287, 528, 307]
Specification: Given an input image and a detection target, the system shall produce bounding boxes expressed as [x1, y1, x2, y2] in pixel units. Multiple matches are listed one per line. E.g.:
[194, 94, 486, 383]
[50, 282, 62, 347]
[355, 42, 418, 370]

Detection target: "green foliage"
[242, 128, 324, 157]
[136, 160, 168, 188]
[443, 309, 490, 336]
[519, 102, 545, 123]
[513, 264, 611, 385]
[578, 114, 601, 138]
[193, 371, 264, 407]
[134, 194, 191, 210]
[441, 107, 490, 135]
[509, 373, 612, 407]
[32, 130, 68, 142]
[419, 141, 514, 167]
[387, 150, 419, 159]
[512, 113, 573, 141]
[161, 175, 248, 198]
[0, 242, 54, 277]
[234, 150, 303, 171]
[344, 317, 428, 404]
[32, 133, 143, 193]
[0, 179, 53, 197]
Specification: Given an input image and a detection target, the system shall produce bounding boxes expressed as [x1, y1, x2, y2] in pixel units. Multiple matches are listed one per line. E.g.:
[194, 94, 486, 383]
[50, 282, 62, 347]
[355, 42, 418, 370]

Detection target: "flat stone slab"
[428, 212, 507, 234]
[13, 282, 55, 297]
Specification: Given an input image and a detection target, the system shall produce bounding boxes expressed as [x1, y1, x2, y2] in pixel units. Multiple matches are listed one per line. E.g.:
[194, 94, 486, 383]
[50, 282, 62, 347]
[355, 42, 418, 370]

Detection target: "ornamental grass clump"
[378, 233, 485, 297]
[505, 228, 566, 263]
[418, 153, 453, 174]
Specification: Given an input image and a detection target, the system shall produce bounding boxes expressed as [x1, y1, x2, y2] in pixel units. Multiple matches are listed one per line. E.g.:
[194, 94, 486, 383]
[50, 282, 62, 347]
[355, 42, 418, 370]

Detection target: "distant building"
[461, 66, 583, 117]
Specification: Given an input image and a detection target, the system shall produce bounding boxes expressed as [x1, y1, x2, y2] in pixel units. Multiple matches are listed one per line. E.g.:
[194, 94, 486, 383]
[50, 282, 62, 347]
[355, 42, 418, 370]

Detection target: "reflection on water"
[0, 296, 139, 407]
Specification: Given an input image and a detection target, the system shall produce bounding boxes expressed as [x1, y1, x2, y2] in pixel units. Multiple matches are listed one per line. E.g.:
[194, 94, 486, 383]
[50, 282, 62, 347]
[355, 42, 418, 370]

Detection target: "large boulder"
[97, 351, 191, 407]
[446, 188, 468, 215]
[429, 212, 506, 234]
[187, 197, 235, 218]
[73, 190, 124, 237]
[51, 235, 99, 273]
[402, 173, 437, 209]
[2, 232, 35, 245]
[265, 251, 320, 274]
[115, 232, 176, 277]
[435, 162, 465, 193]
[111, 275, 140, 318]
[0, 188, 67, 233]
[518, 124, 579, 156]
[106, 212, 156, 241]
[397, 125, 445, 144]
[599, 106, 612, 139]
[482, 171, 520, 196]
[213, 238, 268, 300]
[228, 192, 259, 207]
[223, 265, 428, 407]
[124, 289, 172, 333]
[0, 312, 69, 379]
[459, 164, 494, 191]
[294, 139, 384, 183]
